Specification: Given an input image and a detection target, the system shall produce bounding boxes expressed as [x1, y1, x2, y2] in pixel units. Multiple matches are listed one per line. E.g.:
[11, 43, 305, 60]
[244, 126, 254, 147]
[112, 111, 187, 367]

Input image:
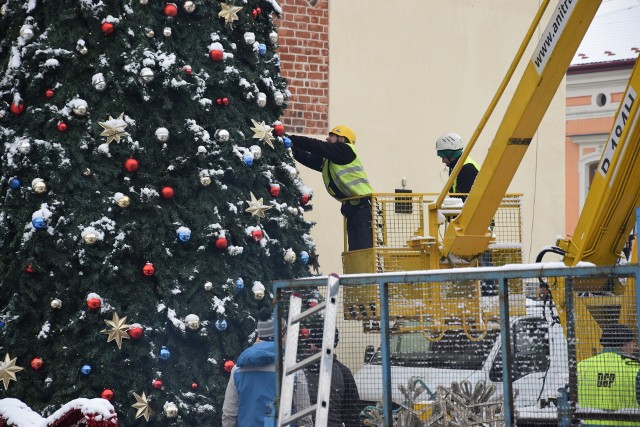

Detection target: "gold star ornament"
[98, 113, 129, 144]
[245, 191, 272, 219]
[132, 391, 153, 421]
[218, 2, 243, 27]
[100, 312, 131, 350]
[0, 353, 24, 390]
[250, 119, 275, 149]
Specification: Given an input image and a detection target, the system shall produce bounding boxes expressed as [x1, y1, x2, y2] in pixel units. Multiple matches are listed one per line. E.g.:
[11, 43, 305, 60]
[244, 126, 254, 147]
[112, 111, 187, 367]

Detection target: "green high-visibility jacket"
[451, 157, 480, 193]
[321, 143, 373, 203]
[578, 350, 640, 425]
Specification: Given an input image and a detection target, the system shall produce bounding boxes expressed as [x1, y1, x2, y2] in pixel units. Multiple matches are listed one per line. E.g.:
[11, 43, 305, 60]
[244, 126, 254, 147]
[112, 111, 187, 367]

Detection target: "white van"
[354, 300, 568, 425]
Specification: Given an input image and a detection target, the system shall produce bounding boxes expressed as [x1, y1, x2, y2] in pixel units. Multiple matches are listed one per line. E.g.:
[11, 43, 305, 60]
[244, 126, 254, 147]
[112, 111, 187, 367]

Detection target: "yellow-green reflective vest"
[578, 351, 640, 426]
[321, 143, 373, 203]
[451, 157, 480, 193]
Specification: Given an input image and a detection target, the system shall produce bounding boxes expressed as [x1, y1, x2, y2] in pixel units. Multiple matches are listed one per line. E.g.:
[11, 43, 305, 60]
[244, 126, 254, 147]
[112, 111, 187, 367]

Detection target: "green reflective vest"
[578, 350, 640, 425]
[451, 157, 480, 193]
[321, 143, 373, 203]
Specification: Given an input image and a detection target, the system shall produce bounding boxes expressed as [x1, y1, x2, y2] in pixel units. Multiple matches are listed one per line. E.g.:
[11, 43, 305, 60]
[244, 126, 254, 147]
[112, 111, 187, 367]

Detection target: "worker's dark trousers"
[343, 199, 373, 251]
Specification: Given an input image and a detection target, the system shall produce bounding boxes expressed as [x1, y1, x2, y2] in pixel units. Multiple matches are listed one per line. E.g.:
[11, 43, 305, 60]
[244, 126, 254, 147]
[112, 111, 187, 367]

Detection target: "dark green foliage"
[0, 0, 314, 425]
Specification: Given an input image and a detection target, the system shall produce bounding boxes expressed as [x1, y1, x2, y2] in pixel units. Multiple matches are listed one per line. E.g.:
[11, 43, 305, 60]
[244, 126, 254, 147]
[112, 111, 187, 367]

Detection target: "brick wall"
[277, 0, 329, 135]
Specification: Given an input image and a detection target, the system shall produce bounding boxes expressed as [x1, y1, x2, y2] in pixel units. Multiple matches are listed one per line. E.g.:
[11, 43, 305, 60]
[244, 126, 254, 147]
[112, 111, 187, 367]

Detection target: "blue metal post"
[378, 280, 393, 427]
[498, 277, 515, 426]
[564, 277, 578, 424]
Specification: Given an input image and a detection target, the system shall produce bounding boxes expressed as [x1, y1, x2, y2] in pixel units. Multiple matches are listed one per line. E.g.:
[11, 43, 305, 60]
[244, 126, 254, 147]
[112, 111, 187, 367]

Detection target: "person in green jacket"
[290, 125, 374, 251]
[577, 323, 640, 425]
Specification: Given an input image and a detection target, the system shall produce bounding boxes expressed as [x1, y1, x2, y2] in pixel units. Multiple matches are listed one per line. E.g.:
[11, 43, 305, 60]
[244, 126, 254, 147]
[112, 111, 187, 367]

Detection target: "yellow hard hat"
[330, 125, 356, 144]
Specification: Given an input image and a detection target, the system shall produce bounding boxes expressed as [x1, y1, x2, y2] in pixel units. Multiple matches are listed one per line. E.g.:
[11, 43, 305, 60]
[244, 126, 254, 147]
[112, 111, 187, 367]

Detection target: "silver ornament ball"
[92, 75, 107, 91]
[164, 402, 179, 418]
[50, 298, 63, 309]
[244, 32, 256, 45]
[77, 45, 88, 55]
[183, 1, 196, 13]
[215, 129, 230, 142]
[73, 103, 88, 116]
[250, 145, 262, 159]
[185, 314, 200, 331]
[163, 27, 172, 37]
[274, 91, 285, 105]
[204, 281, 213, 291]
[257, 92, 267, 108]
[18, 141, 32, 154]
[20, 25, 34, 41]
[140, 67, 155, 83]
[155, 127, 170, 142]
[269, 31, 278, 44]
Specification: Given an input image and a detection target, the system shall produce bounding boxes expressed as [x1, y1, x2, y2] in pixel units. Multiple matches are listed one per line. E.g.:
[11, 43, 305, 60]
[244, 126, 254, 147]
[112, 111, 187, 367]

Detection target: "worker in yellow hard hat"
[289, 125, 374, 251]
[577, 323, 640, 425]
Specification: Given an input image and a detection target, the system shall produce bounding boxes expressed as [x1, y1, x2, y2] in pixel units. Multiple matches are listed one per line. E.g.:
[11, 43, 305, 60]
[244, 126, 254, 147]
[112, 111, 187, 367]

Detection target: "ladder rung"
[279, 404, 317, 426]
[284, 351, 322, 376]
[290, 300, 327, 325]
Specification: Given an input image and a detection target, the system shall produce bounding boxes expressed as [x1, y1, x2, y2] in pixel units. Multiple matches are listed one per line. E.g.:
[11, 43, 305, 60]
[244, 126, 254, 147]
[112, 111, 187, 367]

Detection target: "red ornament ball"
[25, 263, 35, 274]
[269, 184, 281, 197]
[273, 123, 285, 136]
[301, 194, 311, 205]
[164, 3, 178, 16]
[124, 158, 139, 172]
[191, 382, 198, 390]
[299, 328, 310, 340]
[101, 389, 115, 400]
[45, 89, 54, 98]
[86, 297, 102, 310]
[57, 122, 67, 132]
[30, 357, 44, 370]
[10, 102, 25, 115]
[223, 360, 235, 373]
[250, 229, 263, 241]
[308, 299, 318, 308]
[209, 49, 224, 62]
[101, 22, 114, 35]
[152, 379, 163, 389]
[142, 262, 155, 276]
[161, 186, 174, 199]
[215, 237, 228, 249]
[128, 325, 144, 340]
[182, 65, 192, 74]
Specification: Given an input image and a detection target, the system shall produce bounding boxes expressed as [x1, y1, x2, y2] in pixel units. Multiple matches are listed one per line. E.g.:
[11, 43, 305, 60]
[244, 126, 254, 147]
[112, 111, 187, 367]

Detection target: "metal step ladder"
[277, 273, 340, 427]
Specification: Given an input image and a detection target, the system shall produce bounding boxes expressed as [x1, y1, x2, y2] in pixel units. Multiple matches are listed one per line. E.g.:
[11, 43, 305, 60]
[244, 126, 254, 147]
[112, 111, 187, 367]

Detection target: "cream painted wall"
[295, 0, 566, 276]
[292, 1, 566, 369]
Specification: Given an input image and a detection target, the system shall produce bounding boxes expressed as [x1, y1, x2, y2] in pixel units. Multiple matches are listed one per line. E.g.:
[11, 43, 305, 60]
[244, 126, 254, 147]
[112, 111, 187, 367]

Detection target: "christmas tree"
[0, 0, 314, 425]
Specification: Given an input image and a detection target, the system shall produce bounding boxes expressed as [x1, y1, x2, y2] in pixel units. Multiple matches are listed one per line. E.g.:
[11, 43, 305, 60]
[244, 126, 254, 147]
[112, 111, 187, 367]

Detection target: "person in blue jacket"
[222, 308, 313, 427]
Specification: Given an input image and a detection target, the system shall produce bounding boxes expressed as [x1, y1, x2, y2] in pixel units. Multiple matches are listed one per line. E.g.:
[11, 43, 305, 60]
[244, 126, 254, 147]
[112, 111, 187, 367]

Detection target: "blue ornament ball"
[299, 251, 309, 264]
[234, 277, 244, 292]
[283, 136, 292, 148]
[9, 177, 21, 190]
[215, 320, 228, 331]
[81, 365, 92, 375]
[32, 217, 46, 230]
[159, 346, 171, 361]
[0, 321, 5, 329]
[258, 43, 267, 56]
[177, 230, 191, 242]
[242, 152, 254, 166]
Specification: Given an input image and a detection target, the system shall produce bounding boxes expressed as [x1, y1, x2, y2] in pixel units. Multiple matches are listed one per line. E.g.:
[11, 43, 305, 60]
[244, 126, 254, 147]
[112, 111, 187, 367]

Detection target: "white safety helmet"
[435, 132, 464, 151]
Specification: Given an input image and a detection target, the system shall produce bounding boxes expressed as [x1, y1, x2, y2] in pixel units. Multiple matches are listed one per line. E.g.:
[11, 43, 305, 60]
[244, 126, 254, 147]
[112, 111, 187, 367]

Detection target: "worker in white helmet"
[435, 132, 480, 195]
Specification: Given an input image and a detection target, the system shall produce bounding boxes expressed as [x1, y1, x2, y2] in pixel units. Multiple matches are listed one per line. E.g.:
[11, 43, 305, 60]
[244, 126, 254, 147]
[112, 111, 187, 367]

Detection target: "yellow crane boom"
[441, 0, 602, 258]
